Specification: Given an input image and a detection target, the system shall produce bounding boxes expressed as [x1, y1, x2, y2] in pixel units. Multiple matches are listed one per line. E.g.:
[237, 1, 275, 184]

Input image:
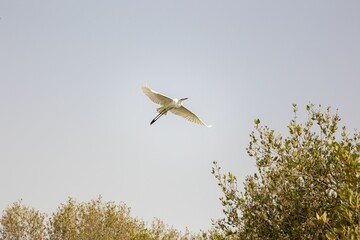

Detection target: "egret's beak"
[182, 98, 188, 101]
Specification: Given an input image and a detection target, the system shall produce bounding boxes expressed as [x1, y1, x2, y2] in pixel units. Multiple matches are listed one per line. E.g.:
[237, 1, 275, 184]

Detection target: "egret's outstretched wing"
[141, 85, 173, 106]
[170, 106, 211, 127]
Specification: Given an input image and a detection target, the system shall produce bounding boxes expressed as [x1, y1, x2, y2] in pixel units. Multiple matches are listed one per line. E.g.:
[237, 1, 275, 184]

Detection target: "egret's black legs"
[150, 110, 166, 125]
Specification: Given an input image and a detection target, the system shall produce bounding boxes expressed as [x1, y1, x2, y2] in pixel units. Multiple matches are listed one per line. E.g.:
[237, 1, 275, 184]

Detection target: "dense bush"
[0, 196, 214, 240]
[213, 104, 360, 239]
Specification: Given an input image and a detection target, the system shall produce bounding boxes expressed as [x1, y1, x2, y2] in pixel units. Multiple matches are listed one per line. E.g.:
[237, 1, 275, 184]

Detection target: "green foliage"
[0, 201, 46, 240]
[213, 104, 360, 239]
[47, 196, 150, 240]
[1, 196, 223, 240]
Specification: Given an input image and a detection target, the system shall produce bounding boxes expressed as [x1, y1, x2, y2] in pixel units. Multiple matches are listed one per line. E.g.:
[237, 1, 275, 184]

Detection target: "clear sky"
[0, 0, 359, 232]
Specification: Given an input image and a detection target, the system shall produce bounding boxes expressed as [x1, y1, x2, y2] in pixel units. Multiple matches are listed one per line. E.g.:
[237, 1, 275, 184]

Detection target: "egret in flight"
[142, 85, 211, 127]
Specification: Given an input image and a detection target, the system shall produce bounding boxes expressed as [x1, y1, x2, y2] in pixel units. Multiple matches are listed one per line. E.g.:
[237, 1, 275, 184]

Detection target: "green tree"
[47, 196, 213, 240]
[212, 104, 360, 239]
[47, 196, 151, 240]
[0, 201, 46, 240]
[1, 196, 214, 240]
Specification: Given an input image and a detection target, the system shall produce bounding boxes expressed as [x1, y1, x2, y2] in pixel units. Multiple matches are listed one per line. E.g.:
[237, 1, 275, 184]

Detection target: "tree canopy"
[0, 197, 208, 240]
[212, 104, 360, 239]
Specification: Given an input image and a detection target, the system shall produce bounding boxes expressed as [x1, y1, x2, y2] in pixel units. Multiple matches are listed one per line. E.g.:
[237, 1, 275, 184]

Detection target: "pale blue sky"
[0, 0, 359, 232]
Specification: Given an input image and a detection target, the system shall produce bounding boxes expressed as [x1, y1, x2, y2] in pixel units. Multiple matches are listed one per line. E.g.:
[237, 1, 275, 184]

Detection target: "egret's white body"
[141, 85, 211, 127]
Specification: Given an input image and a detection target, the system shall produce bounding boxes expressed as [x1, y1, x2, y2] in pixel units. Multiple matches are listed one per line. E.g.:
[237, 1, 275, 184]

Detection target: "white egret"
[141, 85, 211, 127]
